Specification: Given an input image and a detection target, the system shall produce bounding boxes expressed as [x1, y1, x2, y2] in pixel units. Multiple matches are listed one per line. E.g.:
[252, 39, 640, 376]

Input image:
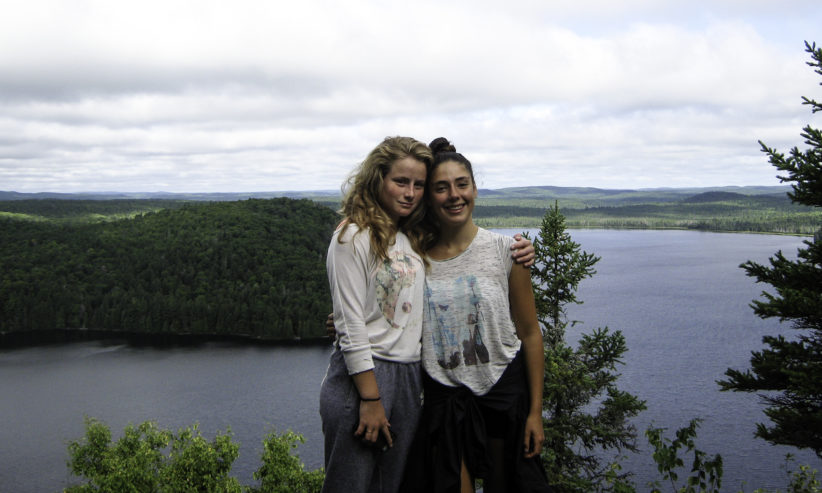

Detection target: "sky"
[1, 0, 821, 193]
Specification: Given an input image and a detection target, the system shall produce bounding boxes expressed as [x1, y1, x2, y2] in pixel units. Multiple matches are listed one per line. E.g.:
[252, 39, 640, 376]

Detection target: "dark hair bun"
[429, 137, 456, 155]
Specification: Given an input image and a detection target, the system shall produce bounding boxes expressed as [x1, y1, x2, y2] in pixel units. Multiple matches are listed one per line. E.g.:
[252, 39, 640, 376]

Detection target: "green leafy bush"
[249, 430, 324, 493]
[645, 419, 722, 493]
[66, 418, 241, 492]
[65, 418, 324, 492]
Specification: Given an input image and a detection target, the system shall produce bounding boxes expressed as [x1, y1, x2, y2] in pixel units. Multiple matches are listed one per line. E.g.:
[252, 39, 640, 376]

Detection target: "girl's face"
[378, 156, 427, 223]
[428, 160, 477, 228]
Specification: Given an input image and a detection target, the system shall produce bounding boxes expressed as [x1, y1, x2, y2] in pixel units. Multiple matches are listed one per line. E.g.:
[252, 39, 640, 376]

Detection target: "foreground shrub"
[249, 429, 324, 493]
[645, 419, 722, 493]
[66, 418, 323, 492]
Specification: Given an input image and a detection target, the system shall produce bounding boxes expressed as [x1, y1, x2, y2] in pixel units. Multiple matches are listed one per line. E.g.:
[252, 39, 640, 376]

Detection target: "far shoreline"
[486, 223, 815, 237]
[0, 328, 333, 350]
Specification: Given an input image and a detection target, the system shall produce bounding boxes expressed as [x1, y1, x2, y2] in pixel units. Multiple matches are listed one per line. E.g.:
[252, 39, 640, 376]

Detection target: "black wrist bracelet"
[360, 395, 381, 402]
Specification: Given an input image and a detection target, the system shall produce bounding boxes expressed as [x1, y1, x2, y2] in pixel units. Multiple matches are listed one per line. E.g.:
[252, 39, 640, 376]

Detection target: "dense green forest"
[1, 184, 818, 342]
[0, 198, 337, 340]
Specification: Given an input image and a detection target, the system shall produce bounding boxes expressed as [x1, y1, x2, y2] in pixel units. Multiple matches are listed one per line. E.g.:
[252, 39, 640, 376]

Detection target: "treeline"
[0, 198, 337, 340]
[0, 199, 190, 223]
[474, 192, 821, 235]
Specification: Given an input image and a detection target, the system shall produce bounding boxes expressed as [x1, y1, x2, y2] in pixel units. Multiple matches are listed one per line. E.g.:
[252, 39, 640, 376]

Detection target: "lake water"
[1, 230, 819, 492]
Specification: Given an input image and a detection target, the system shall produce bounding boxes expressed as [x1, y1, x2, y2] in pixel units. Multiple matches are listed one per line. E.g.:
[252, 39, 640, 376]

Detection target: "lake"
[0, 229, 818, 492]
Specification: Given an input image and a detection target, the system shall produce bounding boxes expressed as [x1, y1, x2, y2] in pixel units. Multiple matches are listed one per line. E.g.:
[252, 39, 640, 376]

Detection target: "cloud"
[0, 0, 820, 192]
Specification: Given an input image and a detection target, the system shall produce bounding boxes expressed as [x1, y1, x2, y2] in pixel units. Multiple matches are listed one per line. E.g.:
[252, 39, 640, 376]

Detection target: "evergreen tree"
[527, 202, 646, 491]
[719, 41, 822, 456]
[530, 201, 600, 347]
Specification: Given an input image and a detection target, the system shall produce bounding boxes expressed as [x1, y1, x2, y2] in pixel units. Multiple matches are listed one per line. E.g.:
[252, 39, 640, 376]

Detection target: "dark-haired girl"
[408, 138, 550, 493]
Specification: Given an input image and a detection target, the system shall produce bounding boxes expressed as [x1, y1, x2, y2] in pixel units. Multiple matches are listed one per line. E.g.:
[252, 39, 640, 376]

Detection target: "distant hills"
[0, 189, 341, 202]
[473, 185, 794, 208]
[1, 184, 817, 235]
[0, 185, 793, 203]
[476, 184, 792, 199]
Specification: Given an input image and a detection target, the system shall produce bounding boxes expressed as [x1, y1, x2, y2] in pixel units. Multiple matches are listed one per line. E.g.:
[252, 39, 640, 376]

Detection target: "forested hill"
[0, 198, 338, 341]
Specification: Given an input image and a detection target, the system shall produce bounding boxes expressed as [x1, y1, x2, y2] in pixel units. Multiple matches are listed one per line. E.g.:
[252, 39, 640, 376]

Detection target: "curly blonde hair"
[338, 136, 432, 261]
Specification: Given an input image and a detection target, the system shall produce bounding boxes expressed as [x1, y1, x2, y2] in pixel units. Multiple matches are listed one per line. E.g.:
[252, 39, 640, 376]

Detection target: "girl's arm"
[509, 262, 545, 458]
[327, 230, 392, 447]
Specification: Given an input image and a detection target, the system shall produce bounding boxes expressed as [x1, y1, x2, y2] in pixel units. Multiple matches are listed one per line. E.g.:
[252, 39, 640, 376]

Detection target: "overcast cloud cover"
[1, 0, 820, 193]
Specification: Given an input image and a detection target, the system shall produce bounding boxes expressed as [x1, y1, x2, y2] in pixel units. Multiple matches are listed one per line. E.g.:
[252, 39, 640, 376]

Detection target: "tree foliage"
[0, 198, 187, 223]
[0, 198, 337, 341]
[66, 418, 242, 492]
[249, 430, 324, 493]
[528, 203, 646, 492]
[65, 418, 323, 492]
[645, 419, 723, 493]
[528, 201, 600, 346]
[719, 41, 822, 457]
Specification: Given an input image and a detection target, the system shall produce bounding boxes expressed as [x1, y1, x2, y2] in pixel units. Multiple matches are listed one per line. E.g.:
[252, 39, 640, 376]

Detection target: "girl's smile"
[429, 160, 477, 227]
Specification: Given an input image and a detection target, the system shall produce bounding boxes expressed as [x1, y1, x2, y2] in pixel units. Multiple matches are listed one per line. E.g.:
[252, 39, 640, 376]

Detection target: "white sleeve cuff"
[342, 347, 375, 375]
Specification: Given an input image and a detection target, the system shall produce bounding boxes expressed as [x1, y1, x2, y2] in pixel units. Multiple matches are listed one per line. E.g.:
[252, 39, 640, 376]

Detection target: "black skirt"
[401, 352, 551, 493]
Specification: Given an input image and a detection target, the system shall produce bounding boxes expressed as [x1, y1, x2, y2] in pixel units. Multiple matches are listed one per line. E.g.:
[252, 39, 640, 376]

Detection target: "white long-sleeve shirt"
[326, 224, 425, 375]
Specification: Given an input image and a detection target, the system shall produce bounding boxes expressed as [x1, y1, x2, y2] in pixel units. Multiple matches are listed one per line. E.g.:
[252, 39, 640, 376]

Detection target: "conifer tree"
[527, 202, 646, 491]
[530, 201, 600, 347]
[719, 41, 822, 456]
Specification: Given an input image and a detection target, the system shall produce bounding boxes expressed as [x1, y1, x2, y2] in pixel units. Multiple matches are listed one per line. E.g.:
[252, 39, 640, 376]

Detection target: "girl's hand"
[523, 412, 544, 458]
[325, 313, 336, 338]
[511, 233, 535, 267]
[355, 400, 393, 448]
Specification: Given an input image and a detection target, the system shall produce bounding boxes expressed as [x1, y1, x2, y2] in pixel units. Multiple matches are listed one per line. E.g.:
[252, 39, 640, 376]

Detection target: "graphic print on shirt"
[425, 275, 490, 369]
[376, 251, 418, 329]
